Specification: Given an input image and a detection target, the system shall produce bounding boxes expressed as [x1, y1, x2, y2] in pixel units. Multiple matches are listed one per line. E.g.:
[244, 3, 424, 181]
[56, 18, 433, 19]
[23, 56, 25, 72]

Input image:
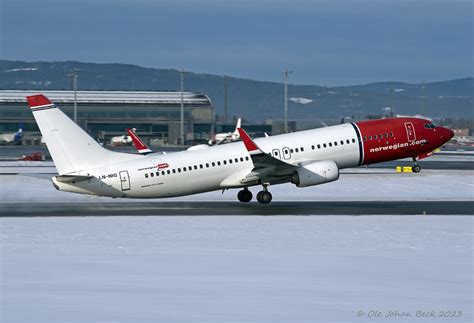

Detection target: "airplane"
[110, 134, 132, 146]
[26, 94, 453, 204]
[0, 123, 23, 145]
[209, 118, 241, 145]
[127, 128, 211, 154]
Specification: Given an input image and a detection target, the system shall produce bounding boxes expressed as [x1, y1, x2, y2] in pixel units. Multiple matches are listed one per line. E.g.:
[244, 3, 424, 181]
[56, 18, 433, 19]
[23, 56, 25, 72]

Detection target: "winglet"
[127, 128, 153, 154]
[237, 128, 262, 155]
[26, 94, 54, 110]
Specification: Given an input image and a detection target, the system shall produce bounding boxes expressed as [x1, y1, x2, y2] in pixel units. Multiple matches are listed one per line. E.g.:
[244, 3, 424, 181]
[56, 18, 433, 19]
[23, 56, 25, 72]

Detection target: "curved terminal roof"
[0, 90, 212, 107]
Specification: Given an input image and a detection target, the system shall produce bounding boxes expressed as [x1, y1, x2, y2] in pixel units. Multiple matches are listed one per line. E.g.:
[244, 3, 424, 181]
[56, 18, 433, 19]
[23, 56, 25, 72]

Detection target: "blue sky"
[1, 0, 472, 85]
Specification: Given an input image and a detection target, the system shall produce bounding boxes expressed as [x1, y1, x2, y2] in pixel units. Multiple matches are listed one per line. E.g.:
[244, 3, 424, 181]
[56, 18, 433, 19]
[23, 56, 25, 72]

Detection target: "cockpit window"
[424, 123, 436, 129]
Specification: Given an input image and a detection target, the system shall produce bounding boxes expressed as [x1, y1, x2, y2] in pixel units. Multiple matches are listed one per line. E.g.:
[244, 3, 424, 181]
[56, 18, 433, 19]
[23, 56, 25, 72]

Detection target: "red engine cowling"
[291, 160, 339, 188]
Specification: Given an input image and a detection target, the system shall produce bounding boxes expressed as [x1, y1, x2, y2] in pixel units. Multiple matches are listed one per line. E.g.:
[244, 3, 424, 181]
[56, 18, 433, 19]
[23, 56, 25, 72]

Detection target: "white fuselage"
[53, 123, 360, 198]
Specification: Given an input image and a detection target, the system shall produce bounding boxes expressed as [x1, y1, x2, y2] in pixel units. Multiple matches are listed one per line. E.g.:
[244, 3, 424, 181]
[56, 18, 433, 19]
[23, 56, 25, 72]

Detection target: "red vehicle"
[19, 152, 45, 161]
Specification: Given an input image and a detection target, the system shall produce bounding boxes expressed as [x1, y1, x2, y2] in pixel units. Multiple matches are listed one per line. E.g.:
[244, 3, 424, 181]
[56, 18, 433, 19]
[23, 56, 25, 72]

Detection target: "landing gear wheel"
[256, 191, 272, 204]
[412, 164, 421, 173]
[237, 188, 252, 203]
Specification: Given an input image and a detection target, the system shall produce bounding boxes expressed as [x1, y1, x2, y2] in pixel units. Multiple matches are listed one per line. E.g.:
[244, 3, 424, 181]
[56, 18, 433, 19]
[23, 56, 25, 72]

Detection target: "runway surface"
[1, 200, 472, 216]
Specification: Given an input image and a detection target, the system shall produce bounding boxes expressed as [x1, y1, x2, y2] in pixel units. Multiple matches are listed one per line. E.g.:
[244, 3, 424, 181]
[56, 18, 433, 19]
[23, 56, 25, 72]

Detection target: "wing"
[237, 128, 297, 185]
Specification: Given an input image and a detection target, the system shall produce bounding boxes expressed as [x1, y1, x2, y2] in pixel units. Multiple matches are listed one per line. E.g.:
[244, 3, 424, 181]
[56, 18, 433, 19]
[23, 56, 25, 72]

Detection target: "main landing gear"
[237, 186, 273, 204]
[237, 187, 252, 203]
[256, 189, 272, 204]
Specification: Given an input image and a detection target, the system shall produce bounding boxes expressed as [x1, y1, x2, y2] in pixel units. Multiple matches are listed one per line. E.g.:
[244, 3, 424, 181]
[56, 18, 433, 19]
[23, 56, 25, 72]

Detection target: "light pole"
[421, 80, 425, 115]
[180, 69, 185, 145]
[224, 74, 228, 123]
[68, 69, 79, 124]
[283, 69, 292, 133]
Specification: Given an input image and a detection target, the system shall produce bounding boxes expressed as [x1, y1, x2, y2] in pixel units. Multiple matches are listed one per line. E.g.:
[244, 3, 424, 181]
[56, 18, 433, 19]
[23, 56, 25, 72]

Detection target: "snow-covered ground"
[0, 170, 472, 203]
[0, 216, 472, 322]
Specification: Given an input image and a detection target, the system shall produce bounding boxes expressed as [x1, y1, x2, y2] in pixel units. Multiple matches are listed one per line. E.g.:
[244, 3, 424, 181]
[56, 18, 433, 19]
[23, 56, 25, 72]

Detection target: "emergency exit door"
[119, 171, 130, 191]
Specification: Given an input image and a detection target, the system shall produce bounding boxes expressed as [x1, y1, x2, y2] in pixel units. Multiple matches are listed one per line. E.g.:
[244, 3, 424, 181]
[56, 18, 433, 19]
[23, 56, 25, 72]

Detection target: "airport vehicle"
[209, 118, 241, 145]
[0, 123, 23, 145]
[19, 152, 45, 161]
[27, 94, 453, 204]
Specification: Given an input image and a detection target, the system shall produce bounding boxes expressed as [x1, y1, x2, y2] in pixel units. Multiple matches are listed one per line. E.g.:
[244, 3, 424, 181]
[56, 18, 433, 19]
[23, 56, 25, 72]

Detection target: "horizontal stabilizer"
[54, 174, 93, 183]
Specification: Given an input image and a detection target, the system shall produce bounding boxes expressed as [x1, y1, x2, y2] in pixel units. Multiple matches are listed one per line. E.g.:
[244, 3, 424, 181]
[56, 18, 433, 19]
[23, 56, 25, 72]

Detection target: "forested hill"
[1, 60, 472, 122]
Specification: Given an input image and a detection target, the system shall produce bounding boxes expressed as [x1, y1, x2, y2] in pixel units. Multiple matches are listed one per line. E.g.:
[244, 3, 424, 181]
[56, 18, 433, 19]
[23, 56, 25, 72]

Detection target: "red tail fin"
[26, 94, 54, 110]
[127, 128, 153, 154]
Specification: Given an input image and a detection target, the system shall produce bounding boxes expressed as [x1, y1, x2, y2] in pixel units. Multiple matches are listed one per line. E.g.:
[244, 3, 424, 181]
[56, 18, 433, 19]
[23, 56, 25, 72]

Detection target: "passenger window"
[183, 168, 186, 172]
[311, 145, 315, 150]
[374, 135, 377, 139]
[172, 169, 176, 174]
[162, 171, 165, 175]
[240, 157, 244, 162]
[245, 156, 249, 161]
[234, 158, 238, 163]
[329, 142, 332, 147]
[334, 142, 337, 146]
[369, 136, 372, 140]
[199, 164, 203, 169]
[340, 140, 344, 145]
[156, 172, 159, 176]
[295, 148, 299, 153]
[385, 133, 388, 138]
[150, 172, 154, 177]
[317, 144, 321, 149]
[390, 132, 393, 137]
[206, 163, 209, 168]
[301, 147, 304, 152]
[167, 170, 171, 174]
[352, 138, 356, 143]
[217, 161, 221, 166]
[290, 149, 294, 153]
[229, 159, 233, 164]
[145, 173, 148, 178]
[346, 139, 350, 144]
[178, 168, 181, 173]
[364, 136, 367, 141]
[194, 165, 198, 170]
[223, 160, 227, 165]
[323, 143, 327, 148]
[211, 162, 215, 167]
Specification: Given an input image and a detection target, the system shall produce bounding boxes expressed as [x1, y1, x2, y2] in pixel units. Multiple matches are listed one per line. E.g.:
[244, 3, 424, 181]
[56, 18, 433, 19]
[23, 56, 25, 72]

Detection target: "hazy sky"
[1, 0, 472, 85]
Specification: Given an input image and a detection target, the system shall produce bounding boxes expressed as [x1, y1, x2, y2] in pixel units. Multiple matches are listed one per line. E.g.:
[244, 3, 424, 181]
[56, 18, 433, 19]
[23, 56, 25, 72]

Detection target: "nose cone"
[439, 126, 454, 144]
[444, 127, 454, 140]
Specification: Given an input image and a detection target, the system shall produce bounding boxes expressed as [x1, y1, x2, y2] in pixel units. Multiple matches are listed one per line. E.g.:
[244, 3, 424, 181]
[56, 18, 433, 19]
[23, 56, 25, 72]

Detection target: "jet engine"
[291, 160, 339, 187]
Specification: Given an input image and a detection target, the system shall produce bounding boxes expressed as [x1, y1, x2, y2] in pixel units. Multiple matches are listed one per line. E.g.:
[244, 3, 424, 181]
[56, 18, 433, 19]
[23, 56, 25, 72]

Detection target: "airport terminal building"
[0, 90, 214, 145]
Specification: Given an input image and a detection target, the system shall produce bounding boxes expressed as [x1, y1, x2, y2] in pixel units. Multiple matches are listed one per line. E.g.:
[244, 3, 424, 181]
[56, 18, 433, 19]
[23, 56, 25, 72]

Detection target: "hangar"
[0, 90, 214, 145]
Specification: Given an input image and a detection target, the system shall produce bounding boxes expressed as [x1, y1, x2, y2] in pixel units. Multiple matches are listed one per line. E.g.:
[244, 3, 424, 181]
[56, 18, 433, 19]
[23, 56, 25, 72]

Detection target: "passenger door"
[272, 148, 282, 160]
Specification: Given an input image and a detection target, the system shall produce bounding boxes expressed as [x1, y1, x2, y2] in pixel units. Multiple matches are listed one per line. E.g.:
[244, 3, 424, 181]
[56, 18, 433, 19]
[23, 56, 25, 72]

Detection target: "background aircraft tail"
[27, 94, 138, 174]
[233, 118, 241, 135]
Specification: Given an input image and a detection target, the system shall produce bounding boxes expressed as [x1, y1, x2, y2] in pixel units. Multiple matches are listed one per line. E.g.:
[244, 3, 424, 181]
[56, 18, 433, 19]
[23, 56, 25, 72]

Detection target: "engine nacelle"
[291, 160, 339, 188]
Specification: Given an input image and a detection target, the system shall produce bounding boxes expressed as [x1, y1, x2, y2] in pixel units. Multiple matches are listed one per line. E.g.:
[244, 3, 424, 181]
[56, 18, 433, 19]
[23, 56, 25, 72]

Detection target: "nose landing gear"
[412, 158, 421, 173]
